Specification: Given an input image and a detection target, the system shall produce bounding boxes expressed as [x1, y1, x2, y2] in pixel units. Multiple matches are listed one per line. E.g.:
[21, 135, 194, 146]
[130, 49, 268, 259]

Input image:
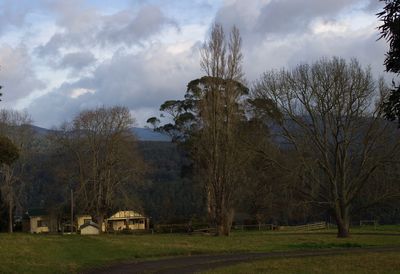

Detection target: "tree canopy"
[149, 24, 250, 236]
[378, 0, 400, 123]
[0, 135, 19, 166]
[252, 57, 399, 237]
[378, 0, 400, 74]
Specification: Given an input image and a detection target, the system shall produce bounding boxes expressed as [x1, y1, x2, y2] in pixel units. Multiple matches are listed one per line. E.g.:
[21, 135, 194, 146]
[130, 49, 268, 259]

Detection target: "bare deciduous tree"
[0, 109, 34, 233]
[54, 106, 146, 231]
[252, 57, 400, 237]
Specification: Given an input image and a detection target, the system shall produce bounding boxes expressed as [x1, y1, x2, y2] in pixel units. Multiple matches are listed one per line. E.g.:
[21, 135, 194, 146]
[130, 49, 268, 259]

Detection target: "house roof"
[80, 221, 100, 230]
[107, 210, 146, 220]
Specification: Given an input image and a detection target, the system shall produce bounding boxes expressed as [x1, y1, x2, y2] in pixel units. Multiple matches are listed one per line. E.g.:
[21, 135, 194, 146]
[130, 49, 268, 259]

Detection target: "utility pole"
[71, 188, 74, 233]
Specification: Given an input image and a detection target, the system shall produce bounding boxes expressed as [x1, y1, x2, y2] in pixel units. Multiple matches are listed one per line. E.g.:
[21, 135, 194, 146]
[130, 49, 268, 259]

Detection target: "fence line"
[232, 224, 277, 231]
[154, 221, 328, 233]
[279, 222, 327, 231]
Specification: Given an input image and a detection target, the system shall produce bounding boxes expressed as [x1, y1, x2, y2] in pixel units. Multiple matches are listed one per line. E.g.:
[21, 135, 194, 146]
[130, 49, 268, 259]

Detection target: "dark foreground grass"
[206, 252, 400, 274]
[0, 226, 399, 273]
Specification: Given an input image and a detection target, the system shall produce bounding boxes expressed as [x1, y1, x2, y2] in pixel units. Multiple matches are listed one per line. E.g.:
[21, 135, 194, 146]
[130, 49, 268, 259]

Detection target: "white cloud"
[70, 88, 95, 99]
[0, 44, 46, 105]
[0, 0, 37, 35]
[0, 0, 390, 128]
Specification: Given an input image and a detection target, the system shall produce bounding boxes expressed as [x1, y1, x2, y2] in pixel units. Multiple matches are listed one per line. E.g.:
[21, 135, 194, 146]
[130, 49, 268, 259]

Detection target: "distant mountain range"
[131, 127, 171, 142]
[30, 125, 171, 142]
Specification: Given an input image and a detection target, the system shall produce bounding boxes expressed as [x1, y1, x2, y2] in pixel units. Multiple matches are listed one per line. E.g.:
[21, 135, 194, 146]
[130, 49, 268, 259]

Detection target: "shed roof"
[80, 221, 100, 230]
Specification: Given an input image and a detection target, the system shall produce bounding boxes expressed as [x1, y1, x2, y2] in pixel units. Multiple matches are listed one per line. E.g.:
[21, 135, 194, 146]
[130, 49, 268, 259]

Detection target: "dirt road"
[84, 246, 400, 274]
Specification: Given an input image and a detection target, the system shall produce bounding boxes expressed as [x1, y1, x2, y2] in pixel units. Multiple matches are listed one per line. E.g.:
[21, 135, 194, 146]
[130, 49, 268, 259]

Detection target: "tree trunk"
[221, 223, 230, 236]
[206, 188, 215, 228]
[96, 215, 105, 233]
[216, 224, 225, 236]
[8, 199, 13, 233]
[334, 204, 350, 238]
[216, 222, 230, 236]
[215, 204, 224, 236]
[214, 205, 228, 236]
[215, 206, 233, 236]
[337, 220, 350, 238]
[223, 208, 234, 236]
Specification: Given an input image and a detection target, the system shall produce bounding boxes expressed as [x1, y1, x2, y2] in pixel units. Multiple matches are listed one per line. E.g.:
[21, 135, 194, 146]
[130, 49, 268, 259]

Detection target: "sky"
[0, 0, 389, 128]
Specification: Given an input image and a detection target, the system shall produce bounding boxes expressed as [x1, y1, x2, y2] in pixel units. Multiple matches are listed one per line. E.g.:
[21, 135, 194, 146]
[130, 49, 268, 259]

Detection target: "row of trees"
[0, 2, 399, 236]
[0, 106, 147, 232]
[149, 23, 400, 237]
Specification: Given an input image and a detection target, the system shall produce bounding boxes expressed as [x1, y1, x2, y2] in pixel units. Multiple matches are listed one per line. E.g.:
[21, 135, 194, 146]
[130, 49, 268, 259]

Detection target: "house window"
[129, 219, 144, 225]
[37, 220, 48, 227]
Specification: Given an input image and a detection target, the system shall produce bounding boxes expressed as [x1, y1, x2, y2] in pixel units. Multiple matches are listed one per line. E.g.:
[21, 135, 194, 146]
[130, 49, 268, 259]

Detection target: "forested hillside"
[1, 122, 398, 233]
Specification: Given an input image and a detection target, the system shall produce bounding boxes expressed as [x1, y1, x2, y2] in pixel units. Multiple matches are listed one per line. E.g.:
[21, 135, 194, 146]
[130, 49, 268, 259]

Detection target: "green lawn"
[0, 226, 399, 273]
[206, 252, 400, 274]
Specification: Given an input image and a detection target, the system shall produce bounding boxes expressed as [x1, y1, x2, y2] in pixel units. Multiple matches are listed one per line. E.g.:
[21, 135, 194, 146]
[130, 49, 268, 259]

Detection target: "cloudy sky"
[0, 0, 389, 128]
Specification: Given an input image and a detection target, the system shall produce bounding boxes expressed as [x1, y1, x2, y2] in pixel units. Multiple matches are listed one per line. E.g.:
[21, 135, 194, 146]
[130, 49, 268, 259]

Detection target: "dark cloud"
[28, 44, 200, 127]
[36, 33, 72, 58]
[27, 86, 97, 128]
[97, 5, 177, 47]
[22, 0, 391, 128]
[35, 4, 177, 59]
[213, 0, 387, 82]
[254, 0, 352, 35]
[58, 51, 97, 70]
[217, 0, 368, 38]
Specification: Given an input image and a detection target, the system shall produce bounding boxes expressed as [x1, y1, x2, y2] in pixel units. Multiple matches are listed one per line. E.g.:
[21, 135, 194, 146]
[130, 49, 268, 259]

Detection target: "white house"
[106, 210, 149, 231]
[28, 209, 50, 233]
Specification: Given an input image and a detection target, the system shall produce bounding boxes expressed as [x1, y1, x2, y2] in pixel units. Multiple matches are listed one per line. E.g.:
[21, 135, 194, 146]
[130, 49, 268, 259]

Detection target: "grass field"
[0, 226, 399, 273]
[206, 252, 400, 274]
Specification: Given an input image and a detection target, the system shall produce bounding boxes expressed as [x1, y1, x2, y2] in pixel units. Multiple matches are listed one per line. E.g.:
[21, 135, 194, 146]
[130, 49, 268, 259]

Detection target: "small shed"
[76, 215, 92, 231]
[80, 221, 100, 235]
